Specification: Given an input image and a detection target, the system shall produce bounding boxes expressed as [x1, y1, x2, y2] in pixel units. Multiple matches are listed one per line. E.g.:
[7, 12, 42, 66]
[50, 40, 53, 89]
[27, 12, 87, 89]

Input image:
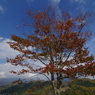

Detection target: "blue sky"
[0, 0, 95, 79]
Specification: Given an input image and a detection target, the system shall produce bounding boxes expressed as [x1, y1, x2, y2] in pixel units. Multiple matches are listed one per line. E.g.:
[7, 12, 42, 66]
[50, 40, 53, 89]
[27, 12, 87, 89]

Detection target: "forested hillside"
[0, 78, 95, 95]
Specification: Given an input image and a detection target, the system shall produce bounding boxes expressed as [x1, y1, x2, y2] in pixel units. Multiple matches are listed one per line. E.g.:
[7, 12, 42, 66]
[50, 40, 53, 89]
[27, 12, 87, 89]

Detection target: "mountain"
[0, 78, 95, 95]
[0, 78, 17, 86]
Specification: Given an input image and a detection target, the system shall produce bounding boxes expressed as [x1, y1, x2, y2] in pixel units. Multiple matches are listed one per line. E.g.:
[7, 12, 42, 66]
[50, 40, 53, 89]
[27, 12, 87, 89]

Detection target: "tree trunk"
[57, 72, 63, 89]
[51, 72, 54, 81]
[59, 73, 63, 87]
[51, 72, 63, 95]
[50, 72, 57, 95]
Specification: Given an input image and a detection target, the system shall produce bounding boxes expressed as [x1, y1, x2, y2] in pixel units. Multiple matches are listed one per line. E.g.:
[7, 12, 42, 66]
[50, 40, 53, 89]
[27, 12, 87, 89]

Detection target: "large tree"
[7, 8, 95, 95]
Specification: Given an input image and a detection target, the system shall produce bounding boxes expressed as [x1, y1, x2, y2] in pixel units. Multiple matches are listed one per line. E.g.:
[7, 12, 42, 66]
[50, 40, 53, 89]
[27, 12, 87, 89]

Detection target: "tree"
[7, 8, 95, 95]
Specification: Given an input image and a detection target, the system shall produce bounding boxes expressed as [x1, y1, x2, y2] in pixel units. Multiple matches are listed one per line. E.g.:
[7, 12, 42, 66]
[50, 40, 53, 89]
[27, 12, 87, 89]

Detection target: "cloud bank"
[0, 63, 35, 79]
[0, 37, 19, 59]
[0, 37, 46, 79]
[0, 37, 37, 79]
[0, 36, 94, 80]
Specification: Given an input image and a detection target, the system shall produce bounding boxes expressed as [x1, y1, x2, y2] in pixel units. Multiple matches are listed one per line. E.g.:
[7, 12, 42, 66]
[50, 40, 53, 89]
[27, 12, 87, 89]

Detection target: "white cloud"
[0, 4, 4, 13]
[0, 37, 48, 80]
[0, 37, 19, 59]
[0, 37, 3, 40]
[0, 62, 49, 80]
[0, 63, 35, 79]
[70, 0, 85, 4]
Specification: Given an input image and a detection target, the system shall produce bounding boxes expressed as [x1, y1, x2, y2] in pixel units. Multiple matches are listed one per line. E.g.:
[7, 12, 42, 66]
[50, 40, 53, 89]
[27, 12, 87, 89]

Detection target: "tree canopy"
[7, 8, 95, 95]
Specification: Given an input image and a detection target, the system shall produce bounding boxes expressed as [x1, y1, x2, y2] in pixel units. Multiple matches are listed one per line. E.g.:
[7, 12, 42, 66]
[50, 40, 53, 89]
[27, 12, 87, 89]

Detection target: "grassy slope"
[61, 78, 95, 95]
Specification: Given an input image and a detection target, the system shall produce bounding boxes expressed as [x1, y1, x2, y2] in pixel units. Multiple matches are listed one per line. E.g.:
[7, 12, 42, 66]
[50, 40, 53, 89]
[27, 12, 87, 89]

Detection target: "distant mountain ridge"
[0, 78, 17, 85]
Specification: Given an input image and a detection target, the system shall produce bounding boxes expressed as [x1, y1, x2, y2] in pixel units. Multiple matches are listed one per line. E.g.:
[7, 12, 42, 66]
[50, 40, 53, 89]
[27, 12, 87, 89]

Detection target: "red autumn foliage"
[7, 7, 94, 94]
